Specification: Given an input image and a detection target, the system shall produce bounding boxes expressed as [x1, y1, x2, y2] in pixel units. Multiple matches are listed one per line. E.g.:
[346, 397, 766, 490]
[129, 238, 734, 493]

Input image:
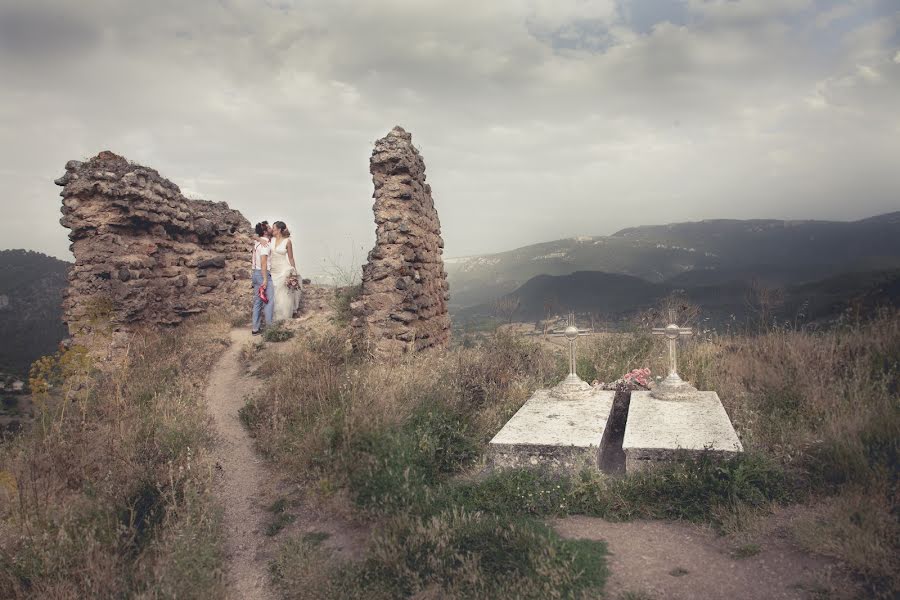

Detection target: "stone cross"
[651, 309, 696, 398]
[653, 309, 692, 379]
[550, 312, 593, 396]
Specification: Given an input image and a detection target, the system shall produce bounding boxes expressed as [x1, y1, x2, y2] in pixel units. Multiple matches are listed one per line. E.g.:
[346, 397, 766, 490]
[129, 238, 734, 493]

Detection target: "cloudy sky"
[1, 0, 898, 276]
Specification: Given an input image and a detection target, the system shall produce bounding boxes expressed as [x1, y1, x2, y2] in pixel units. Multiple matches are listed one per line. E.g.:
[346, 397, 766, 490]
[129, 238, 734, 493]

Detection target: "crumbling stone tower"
[55, 151, 253, 341]
[351, 127, 451, 357]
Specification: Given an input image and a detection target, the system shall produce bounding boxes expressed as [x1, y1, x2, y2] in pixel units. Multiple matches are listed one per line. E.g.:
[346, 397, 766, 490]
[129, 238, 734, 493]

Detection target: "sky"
[1, 0, 898, 277]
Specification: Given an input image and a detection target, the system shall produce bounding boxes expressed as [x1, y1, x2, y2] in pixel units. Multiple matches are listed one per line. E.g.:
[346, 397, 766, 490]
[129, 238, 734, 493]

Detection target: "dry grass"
[0, 318, 231, 599]
[241, 329, 558, 478]
[3, 304, 895, 597]
[248, 309, 899, 597]
[578, 310, 900, 596]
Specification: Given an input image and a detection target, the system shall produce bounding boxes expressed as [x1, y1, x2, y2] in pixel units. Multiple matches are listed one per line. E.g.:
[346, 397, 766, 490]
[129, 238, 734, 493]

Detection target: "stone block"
[623, 391, 743, 472]
[488, 389, 615, 474]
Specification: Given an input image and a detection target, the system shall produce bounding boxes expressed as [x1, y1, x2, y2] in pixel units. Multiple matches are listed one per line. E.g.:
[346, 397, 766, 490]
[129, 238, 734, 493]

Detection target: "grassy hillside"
[0, 318, 230, 598]
[456, 268, 900, 329]
[0, 250, 69, 376]
[242, 310, 899, 598]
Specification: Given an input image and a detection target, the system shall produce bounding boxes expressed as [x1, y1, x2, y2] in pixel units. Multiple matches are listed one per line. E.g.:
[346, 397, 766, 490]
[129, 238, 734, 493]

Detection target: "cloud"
[0, 0, 898, 277]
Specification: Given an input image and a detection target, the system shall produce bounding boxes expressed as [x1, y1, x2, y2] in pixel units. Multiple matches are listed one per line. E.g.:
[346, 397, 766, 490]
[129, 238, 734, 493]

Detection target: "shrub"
[346, 406, 478, 514]
[332, 285, 362, 328]
[272, 510, 608, 600]
[264, 324, 294, 343]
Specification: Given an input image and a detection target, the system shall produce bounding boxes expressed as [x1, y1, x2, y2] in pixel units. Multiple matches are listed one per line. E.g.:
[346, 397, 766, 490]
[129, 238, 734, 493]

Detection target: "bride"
[269, 221, 301, 322]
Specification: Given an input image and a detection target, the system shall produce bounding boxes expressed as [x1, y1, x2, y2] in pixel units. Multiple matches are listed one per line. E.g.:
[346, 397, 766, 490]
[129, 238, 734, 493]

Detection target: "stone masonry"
[351, 127, 451, 357]
[55, 151, 253, 338]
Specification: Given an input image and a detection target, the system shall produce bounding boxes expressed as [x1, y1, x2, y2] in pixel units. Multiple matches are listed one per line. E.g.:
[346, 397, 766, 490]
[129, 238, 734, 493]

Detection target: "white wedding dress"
[269, 238, 301, 322]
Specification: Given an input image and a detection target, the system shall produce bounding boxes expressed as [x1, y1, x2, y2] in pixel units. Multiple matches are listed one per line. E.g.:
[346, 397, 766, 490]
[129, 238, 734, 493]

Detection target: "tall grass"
[249, 310, 899, 598]
[0, 319, 230, 598]
[580, 311, 900, 596]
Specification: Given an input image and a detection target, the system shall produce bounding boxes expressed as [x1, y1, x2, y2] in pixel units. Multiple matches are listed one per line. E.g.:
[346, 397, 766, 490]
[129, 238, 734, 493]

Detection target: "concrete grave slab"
[623, 391, 743, 472]
[488, 388, 615, 473]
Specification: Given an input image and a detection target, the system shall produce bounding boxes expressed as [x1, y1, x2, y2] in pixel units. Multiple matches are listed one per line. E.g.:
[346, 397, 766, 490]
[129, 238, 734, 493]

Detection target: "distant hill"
[457, 268, 900, 328]
[0, 250, 69, 376]
[446, 212, 900, 310]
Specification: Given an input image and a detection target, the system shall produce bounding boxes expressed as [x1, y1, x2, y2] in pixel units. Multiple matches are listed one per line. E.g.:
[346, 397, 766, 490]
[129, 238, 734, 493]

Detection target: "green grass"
[266, 513, 296, 537]
[271, 511, 608, 600]
[263, 323, 295, 342]
[265, 497, 296, 536]
[436, 453, 794, 526]
[731, 543, 761, 559]
[249, 311, 900, 599]
[332, 285, 361, 328]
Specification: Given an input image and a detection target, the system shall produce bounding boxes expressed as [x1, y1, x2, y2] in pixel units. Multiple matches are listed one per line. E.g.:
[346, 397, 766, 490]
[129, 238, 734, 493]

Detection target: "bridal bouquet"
[286, 269, 301, 291]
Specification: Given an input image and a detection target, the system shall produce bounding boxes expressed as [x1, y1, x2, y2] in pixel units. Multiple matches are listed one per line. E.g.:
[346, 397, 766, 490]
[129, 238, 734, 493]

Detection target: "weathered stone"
[351, 127, 451, 357]
[55, 150, 253, 340]
[622, 391, 743, 472]
[488, 388, 616, 474]
[197, 256, 226, 269]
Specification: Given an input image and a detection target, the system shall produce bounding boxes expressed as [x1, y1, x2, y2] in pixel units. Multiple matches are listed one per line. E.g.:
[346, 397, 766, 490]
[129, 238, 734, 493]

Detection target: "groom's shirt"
[251, 238, 271, 272]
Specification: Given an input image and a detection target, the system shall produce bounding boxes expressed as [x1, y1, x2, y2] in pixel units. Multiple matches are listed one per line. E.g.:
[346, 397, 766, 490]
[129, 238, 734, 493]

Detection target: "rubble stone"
[351, 127, 451, 357]
[55, 151, 253, 339]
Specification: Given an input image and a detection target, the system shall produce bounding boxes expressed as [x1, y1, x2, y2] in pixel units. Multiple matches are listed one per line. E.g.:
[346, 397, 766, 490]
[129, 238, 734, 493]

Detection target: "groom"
[251, 221, 275, 335]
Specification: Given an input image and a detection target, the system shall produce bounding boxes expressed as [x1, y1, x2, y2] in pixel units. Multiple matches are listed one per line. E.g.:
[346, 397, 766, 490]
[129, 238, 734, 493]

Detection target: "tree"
[493, 296, 521, 326]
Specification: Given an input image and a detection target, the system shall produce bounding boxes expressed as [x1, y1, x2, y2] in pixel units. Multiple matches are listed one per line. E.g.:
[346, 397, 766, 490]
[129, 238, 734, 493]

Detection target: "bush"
[332, 285, 362, 328]
[271, 510, 608, 600]
[444, 452, 794, 527]
[264, 323, 294, 343]
[346, 406, 478, 514]
[359, 509, 607, 599]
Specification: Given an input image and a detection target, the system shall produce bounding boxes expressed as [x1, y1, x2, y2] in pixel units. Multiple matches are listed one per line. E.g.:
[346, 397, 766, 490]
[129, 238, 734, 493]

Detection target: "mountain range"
[456, 268, 900, 328]
[446, 212, 900, 317]
[0, 250, 69, 376]
[2, 212, 899, 372]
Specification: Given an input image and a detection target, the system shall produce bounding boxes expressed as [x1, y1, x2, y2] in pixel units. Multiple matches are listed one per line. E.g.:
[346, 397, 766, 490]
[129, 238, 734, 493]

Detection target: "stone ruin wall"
[351, 126, 451, 357]
[55, 151, 253, 341]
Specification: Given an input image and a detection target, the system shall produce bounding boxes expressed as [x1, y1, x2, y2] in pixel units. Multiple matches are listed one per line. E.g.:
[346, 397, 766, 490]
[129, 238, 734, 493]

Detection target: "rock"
[194, 217, 216, 239]
[56, 151, 253, 339]
[197, 256, 226, 269]
[351, 127, 451, 357]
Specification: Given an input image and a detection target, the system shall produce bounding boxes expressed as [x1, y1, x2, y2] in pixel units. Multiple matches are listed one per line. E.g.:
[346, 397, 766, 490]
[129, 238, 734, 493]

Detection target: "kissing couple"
[251, 220, 302, 335]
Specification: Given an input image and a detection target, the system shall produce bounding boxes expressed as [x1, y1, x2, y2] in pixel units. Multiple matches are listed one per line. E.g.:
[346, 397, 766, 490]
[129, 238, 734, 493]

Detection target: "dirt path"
[553, 516, 855, 600]
[207, 329, 277, 600]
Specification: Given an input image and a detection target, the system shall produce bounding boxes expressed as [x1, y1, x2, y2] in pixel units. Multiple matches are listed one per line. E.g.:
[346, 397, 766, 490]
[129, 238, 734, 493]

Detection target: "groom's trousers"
[251, 268, 274, 332]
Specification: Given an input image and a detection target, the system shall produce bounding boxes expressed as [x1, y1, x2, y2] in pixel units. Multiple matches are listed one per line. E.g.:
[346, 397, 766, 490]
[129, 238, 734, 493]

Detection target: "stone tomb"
[489, 312, 744, 474]
[622, 312, 743, 471]
[489, 387, 615, 472]
[488, 316, 616, 473]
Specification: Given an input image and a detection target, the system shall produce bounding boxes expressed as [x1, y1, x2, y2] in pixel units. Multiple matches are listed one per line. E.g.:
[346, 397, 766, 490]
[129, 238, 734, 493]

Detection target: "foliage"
[0, 320, 230, 598]
[249, 310, 900, 598]
[332, 284, 362, 328]
[272, 510, 608, 600]
[0, 250, 69, 377]
[263, 323, 294, 343]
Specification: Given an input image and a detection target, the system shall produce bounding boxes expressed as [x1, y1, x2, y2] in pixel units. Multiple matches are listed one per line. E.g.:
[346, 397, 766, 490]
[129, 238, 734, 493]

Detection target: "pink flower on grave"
[622, 368, 652, 389]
